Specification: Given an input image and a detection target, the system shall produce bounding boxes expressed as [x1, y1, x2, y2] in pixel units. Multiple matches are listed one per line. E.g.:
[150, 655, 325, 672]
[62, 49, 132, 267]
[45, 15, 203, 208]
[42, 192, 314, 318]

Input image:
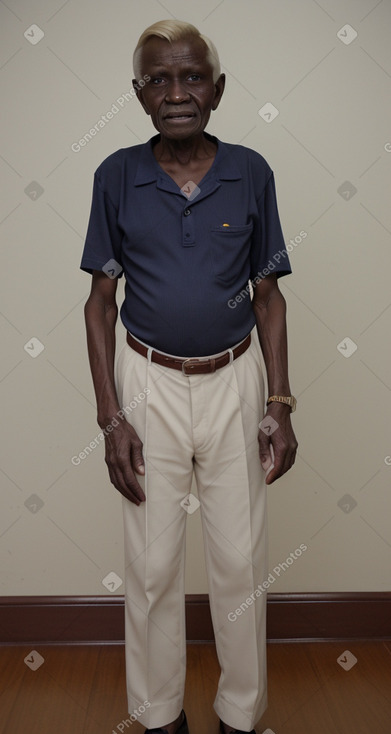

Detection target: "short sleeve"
[80, 170, 124, 277]
[250, 171, 292, 282]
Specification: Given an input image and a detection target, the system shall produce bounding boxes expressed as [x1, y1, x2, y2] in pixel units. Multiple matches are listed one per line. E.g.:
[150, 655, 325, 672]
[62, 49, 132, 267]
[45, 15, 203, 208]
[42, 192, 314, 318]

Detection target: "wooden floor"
[1, 641, 391, 734]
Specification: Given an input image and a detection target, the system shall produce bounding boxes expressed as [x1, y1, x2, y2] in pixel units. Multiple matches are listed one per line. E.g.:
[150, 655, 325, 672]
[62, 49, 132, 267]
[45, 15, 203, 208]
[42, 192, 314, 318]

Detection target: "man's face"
[133, 35, 225, 140]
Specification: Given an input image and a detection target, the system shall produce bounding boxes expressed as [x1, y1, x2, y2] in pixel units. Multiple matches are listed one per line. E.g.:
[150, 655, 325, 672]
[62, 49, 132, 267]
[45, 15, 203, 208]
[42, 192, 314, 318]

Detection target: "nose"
[165, 79, 190, 104]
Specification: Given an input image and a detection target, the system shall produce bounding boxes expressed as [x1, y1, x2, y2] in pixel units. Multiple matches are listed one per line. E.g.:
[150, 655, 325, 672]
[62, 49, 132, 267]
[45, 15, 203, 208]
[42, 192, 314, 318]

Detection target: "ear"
[132, 78, 151, 115]
[211, 73, 225, 111]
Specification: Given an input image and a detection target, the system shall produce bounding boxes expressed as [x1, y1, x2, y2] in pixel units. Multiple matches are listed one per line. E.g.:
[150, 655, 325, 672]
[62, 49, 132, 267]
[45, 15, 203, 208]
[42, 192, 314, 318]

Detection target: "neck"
[154, 133, 215, 165]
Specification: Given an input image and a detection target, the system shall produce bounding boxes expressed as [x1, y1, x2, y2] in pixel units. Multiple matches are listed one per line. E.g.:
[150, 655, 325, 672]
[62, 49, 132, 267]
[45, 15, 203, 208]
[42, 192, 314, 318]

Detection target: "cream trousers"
[115, 327, 269, 731]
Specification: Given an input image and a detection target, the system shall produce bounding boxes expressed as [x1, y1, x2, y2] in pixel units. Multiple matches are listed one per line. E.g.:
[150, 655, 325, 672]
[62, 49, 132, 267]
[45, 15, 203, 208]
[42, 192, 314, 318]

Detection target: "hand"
[258, 402, 298, 485]
[104, 420, 146, 505]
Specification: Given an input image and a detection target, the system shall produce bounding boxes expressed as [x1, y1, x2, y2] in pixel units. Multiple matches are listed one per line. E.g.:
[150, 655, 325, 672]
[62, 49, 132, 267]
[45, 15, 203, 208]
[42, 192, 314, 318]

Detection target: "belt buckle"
[182, 357, 217, 375]
[182, 357, 203, 375]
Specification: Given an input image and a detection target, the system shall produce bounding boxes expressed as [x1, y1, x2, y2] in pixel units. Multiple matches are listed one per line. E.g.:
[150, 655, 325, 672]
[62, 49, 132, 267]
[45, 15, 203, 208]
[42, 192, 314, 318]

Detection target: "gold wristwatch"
[267, 395, 297, 412]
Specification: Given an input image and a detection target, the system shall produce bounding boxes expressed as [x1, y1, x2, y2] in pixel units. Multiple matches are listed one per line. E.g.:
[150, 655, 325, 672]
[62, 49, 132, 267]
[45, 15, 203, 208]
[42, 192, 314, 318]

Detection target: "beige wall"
[1, 0, 390, 598]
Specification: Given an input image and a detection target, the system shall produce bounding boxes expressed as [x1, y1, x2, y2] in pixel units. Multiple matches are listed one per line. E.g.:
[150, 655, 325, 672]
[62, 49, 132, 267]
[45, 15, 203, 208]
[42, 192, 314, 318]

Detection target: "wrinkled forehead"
[140, 35, 212, 72]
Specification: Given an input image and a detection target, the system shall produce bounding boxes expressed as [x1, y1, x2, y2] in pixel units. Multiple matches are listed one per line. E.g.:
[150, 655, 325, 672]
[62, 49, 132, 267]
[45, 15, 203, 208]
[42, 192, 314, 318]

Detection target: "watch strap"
[267, 395, 297, 412]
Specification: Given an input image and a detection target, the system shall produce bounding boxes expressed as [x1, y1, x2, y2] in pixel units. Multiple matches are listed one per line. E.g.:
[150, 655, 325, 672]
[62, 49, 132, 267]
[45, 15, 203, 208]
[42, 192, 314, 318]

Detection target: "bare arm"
[84, 270, 145, 504]
[252, 273, 298, 485]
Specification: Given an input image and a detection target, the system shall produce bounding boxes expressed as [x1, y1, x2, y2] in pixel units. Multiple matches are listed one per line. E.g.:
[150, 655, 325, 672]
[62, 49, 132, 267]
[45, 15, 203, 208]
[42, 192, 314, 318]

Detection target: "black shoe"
[219, 720, 255, 734]
[145, 709, 188, 734]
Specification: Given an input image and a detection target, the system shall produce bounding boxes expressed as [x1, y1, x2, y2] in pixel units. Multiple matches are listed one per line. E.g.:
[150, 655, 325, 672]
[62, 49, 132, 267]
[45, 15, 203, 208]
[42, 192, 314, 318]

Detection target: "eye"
[151, 77, 164, 85]
[188, 74, 201, 81]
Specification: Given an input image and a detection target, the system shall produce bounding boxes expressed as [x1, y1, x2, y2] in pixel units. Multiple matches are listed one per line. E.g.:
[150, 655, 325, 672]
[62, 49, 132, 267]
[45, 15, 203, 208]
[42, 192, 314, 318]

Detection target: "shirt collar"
[133, 132, 242, 186]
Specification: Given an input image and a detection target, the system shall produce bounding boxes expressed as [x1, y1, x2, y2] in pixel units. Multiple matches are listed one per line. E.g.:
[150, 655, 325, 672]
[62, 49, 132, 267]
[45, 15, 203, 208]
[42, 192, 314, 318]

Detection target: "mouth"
[164, 113, 196, 121]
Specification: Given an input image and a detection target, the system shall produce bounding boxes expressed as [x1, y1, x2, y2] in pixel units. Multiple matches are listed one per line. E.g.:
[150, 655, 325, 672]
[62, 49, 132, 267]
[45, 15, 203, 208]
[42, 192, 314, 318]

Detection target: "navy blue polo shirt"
[80, 132, 292, 356]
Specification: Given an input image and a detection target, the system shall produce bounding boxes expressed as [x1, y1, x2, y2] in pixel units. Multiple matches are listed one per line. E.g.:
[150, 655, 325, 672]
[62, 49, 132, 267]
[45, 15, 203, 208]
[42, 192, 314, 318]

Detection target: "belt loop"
[228, 348, 234, 364]
[147, 346, 153, 365]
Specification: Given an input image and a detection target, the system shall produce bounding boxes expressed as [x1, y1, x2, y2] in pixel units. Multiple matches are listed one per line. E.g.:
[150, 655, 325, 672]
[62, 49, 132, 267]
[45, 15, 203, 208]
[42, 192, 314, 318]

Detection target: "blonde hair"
[133, 19, 221, 83]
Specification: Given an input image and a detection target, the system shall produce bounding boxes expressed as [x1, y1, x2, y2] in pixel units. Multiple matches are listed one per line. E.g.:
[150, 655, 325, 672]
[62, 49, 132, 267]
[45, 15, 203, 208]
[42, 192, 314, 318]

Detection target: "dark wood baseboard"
[0, 593, 390, 645]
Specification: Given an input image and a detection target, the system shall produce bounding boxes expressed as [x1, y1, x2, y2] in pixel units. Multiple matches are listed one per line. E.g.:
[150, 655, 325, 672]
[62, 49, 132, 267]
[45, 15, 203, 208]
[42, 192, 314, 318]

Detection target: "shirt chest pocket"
[210, 223, 254, 285]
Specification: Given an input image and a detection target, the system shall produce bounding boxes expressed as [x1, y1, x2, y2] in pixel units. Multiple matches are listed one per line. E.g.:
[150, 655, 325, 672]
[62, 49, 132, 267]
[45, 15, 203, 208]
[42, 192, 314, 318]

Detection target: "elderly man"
[81, 19, 297, 734]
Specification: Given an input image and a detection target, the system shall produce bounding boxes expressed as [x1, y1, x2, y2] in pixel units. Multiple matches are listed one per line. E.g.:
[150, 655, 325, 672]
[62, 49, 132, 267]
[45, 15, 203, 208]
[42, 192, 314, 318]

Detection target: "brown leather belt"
[126, 332, 251, 375]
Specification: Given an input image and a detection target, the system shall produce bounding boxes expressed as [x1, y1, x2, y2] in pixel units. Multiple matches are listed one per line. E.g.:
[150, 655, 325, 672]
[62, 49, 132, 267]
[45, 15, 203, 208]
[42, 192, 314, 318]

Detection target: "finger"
[265, 456, 280, 485]
[130, 441, 145, 474]
[108, 462, 145, 505]
[258, 429, 274, 468]
[122, 465, 146, 502]
[259, 449, 273, 473]
[265, 460, 275, 482]
[267, 446, 296, 484]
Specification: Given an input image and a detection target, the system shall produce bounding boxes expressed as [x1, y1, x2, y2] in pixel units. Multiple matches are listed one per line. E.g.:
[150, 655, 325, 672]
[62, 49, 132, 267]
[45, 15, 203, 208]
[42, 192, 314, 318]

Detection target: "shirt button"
[184, 208, 191, 216]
